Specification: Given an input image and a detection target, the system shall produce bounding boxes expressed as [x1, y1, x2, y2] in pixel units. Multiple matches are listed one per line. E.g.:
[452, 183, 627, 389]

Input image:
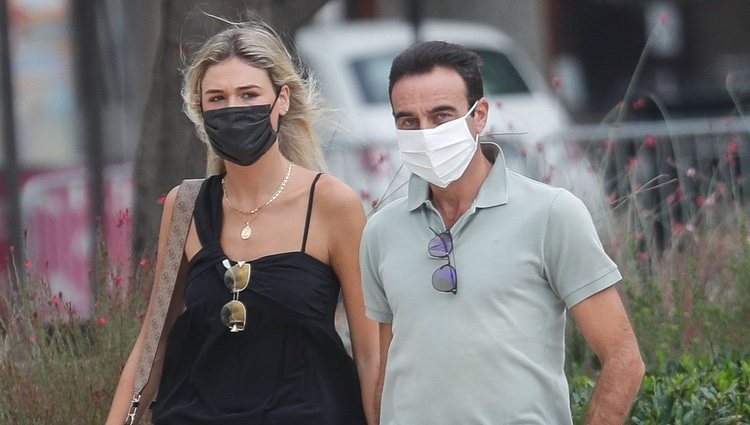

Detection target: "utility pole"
[0, 0, 24, 281]
[70, 0, 106, 304]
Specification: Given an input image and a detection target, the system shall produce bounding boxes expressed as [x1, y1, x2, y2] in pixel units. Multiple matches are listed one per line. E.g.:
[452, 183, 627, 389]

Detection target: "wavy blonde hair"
[182, 20, 326, 175]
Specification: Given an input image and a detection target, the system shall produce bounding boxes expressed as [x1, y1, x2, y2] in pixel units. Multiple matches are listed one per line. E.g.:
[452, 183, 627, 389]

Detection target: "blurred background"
[1, 0, 748, 315]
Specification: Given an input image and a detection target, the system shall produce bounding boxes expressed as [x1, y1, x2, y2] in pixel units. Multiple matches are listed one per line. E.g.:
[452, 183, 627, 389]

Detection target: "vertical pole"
[408, 0, 422, 44]
[0, 0, 25, 280]
[70, 0, 105, 306]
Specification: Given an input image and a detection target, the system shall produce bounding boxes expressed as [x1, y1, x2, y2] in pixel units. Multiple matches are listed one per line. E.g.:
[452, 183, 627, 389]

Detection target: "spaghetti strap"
[301, 173, 324, 253]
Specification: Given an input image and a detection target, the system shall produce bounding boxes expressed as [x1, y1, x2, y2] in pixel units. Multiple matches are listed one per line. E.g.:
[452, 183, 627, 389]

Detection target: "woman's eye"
[207, 95, 224, 103]
[241, 92, 257, 100]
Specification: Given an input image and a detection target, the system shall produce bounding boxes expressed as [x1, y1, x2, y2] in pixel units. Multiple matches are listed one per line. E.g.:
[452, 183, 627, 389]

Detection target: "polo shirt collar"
[406, 142, 509, 211]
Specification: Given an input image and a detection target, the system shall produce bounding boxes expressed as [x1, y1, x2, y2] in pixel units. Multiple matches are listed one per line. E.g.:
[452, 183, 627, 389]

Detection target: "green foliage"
[570, 353, 750, 424]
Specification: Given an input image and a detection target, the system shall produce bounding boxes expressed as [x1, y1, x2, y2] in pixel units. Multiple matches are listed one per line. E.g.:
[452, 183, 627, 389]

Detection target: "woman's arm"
[319, 177, 380, 425]
[105, 185, 184, 425]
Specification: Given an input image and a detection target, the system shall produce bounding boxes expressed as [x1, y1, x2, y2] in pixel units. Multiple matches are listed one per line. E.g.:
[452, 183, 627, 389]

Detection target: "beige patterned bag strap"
[125, 179, 203, 425]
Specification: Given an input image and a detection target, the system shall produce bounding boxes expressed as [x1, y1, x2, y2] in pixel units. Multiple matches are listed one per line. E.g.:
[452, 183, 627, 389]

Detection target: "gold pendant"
[240, 223, 252, 240]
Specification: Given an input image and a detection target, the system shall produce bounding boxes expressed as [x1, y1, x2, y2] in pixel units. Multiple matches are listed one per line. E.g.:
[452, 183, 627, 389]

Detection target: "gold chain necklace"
[222, 161, 294, 240]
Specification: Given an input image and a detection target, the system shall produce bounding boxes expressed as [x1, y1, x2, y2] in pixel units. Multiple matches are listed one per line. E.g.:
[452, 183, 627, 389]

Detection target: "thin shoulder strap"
[125, 178, 203, 425]
[301, 173, 324, 253]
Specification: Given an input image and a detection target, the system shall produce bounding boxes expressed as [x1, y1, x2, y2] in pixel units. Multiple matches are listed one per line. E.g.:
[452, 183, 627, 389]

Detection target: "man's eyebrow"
[429, 105, 459, 114]
[393, 110, 413, 119]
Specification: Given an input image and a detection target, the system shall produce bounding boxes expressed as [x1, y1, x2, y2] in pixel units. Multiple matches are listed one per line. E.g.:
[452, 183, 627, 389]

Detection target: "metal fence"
[559, 117, 750, 249]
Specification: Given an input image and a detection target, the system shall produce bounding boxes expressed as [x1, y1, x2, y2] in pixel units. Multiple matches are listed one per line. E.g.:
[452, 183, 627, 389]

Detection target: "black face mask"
[202, 99, 279, 166]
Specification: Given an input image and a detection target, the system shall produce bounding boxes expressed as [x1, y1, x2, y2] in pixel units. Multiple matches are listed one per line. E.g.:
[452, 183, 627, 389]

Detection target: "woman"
[107, 20, 378, 425]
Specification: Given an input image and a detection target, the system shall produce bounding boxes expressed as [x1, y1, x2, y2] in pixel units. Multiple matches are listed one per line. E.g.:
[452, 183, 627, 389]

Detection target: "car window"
[350, 48, 530, 104]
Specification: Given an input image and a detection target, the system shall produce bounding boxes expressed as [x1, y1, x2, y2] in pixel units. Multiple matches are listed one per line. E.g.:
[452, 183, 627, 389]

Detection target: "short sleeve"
[360, 220, 393, 323]
[543, 190, 622, 307]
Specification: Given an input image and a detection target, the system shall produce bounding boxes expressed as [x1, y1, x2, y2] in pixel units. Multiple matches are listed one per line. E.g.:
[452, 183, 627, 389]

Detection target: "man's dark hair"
[388, 41, 484, 108]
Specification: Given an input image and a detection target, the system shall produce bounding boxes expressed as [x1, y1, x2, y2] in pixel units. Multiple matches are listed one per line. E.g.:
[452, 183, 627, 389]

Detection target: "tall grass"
[0, 243, 154, 424]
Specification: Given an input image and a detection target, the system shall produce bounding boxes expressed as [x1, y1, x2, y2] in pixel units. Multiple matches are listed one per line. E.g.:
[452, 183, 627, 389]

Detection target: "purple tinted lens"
[428, 232, 453, 257]
[432, 264, 457, 293]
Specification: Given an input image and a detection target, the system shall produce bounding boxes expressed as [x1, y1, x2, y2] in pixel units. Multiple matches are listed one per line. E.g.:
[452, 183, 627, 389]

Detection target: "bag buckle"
[124, 393, 141, 425]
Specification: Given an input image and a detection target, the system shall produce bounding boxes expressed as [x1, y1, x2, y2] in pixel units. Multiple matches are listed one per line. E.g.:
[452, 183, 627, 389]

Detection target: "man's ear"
[472, 97, 490, 135]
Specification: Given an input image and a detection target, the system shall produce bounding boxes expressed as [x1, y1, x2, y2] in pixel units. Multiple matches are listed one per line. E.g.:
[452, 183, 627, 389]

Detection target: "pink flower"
[551, 76, 561, 89]
[695, 195, 705, 207]
[686, 224, 696, 233]
[686, 167, 696, 178]
[673, 223, 685, 236]
[24, 259, 32, 270]
[626, 157, 638, 170]
[139, 257, 152, 270]
[117, 209, 130, 228]
[660, 12, 670, 25]
[114, 275, 125, 286]
[157, 194, 167, 205]
[97, 316, 108, 326]
[727, 142, 739, 155]
[644, 135, 656, 148]
[28, 335, 37, 344]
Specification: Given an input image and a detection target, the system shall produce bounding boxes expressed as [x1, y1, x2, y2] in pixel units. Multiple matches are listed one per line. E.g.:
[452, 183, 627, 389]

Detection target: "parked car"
[295, 19, 608, 224]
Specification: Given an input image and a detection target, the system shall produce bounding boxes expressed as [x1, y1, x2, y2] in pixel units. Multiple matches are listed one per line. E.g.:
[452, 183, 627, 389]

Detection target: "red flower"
[157, 194, 167, 205]
[644, 135, 656, 148]
[114, 275, 125, 286]
[672, 223, 685, 236]
[727, 142, 739, 155]
[97, 316, 108, 326]
[632, 99, 646, 111]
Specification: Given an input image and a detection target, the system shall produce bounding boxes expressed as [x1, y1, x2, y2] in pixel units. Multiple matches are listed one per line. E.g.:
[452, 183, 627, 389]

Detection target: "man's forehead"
[390, 67, 468, 111]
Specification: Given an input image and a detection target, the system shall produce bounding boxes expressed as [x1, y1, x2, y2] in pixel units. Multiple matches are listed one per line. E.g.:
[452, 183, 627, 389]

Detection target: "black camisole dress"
[150, 174, 366, 425]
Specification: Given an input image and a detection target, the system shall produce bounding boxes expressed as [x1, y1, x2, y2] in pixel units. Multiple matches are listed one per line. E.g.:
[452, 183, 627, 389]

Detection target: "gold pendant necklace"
[223, 162, 294, 240]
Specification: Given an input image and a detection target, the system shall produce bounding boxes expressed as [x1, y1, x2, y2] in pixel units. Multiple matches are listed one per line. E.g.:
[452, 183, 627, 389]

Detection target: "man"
[360, 41, 644, 424]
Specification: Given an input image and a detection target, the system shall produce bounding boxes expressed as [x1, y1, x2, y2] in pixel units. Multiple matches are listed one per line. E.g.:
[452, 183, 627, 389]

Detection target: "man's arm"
[374, 323, 393, 424]
[570, 286, 645, 425]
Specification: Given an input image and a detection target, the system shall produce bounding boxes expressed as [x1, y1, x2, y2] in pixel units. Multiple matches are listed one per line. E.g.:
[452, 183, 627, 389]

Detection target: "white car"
[296, 19, 607, 224]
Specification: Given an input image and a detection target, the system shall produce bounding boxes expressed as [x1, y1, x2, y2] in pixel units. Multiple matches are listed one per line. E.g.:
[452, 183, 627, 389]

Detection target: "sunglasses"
[220, 259, 251, 332]
[428, 228, 457, 294]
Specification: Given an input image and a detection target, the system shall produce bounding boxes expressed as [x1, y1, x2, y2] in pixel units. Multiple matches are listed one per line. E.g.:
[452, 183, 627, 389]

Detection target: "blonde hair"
[182, 20, 326, 175]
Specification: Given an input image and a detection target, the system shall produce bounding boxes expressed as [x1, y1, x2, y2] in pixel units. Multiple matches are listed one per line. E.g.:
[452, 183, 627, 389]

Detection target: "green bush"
[570, 353, 750, 424]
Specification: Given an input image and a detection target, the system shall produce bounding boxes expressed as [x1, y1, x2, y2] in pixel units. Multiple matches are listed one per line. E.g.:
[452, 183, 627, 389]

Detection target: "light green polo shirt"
[361, 143, 621, 425]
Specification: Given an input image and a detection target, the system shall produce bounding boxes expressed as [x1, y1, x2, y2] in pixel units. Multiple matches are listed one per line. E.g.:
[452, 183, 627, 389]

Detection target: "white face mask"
[396, 102, 479, 188]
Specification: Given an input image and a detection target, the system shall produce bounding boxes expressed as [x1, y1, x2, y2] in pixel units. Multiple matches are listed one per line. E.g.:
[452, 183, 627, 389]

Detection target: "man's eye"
[435, 113, 452, 123]
[398, 118, 416, 129]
